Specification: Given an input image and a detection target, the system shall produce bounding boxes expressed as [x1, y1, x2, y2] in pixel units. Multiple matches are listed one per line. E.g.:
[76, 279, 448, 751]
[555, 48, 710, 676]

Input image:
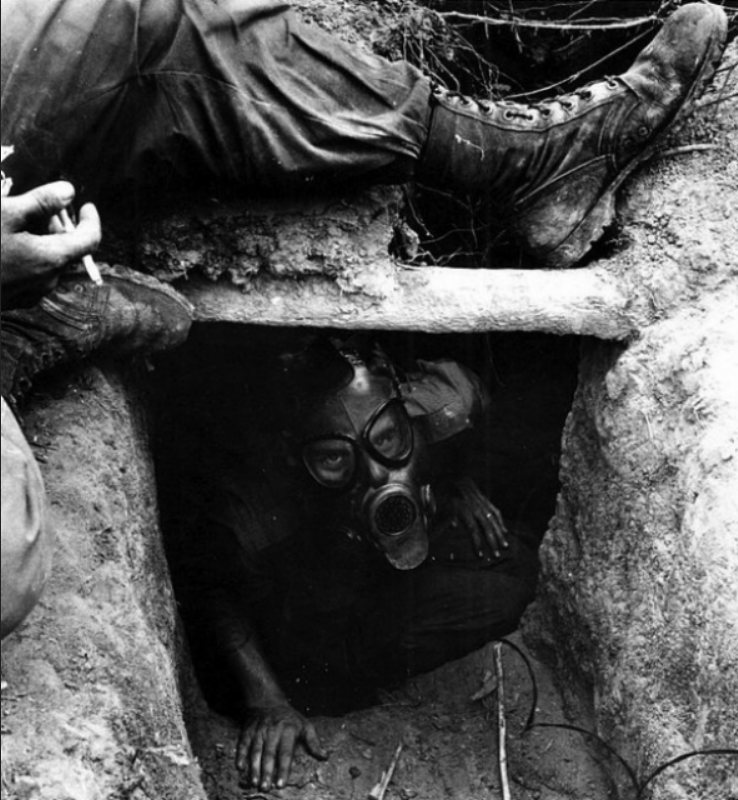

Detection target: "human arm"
[223, 620, 327, 792]
[403, 359, 508, 557]
[445, 474, 509, 558]
[178, 514, 327, 792]
[0, 181, 100, 310]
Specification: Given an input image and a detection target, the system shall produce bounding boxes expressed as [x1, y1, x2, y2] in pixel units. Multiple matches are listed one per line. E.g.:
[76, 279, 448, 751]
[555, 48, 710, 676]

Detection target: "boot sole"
[541, 6, 728, 269]
[98, 265, 194, 353]
[100, 264, 194, 315]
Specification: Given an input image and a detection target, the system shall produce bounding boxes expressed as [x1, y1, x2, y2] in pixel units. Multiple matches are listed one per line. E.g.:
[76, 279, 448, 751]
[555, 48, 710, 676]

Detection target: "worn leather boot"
[0, 265, 193, 408]
[417, 3, 728, 267]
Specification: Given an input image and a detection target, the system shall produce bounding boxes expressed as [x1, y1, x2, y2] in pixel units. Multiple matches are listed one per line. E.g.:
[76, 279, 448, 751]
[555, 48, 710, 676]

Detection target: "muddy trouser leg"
[346, 531, 540, 689]
[1, 398, 52, 639]
[272, 530, 538, 713]
[1, 0, 432, 200]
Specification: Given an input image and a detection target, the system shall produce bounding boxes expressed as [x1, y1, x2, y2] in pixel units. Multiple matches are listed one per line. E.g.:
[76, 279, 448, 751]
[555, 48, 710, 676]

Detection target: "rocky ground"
[187, 635, 615, 800]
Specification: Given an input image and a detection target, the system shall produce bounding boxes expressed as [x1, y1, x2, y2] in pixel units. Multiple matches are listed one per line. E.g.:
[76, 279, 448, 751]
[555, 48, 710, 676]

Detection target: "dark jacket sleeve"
[402, 359, 490, 444]
[173, 476, 293, 666]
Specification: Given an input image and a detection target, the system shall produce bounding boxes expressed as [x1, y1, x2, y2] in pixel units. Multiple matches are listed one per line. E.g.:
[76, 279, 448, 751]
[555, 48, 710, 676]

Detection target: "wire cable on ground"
[495, 637, 738, 799]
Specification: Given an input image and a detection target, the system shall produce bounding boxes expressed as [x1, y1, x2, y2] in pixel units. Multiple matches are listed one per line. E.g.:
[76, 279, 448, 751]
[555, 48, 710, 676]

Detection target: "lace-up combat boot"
[1, 265, 193, 408]
[417, 2, 728, 267]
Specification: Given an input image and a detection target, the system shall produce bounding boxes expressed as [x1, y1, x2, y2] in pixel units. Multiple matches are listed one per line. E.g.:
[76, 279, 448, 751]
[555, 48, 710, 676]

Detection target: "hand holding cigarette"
[55, 206, 103, 286]
[2, 145, 102, 286]
[1, 168, 102, 308]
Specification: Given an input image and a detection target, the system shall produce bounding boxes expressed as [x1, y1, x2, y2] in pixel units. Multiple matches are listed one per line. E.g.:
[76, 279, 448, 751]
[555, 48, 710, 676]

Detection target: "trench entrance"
[151, 322, 620, 799]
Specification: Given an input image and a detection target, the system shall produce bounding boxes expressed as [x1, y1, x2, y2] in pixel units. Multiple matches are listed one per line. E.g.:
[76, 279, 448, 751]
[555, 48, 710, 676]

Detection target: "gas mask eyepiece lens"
[365, 400, 413, 464]
[303, 438, 356, 489]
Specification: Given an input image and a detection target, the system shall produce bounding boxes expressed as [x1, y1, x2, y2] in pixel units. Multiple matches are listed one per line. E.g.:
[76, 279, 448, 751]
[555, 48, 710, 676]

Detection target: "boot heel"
[541, 191, 617, 269]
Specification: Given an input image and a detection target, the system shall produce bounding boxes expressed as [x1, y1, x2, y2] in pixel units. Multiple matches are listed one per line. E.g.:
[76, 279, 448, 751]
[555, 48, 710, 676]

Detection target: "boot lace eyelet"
[638, 125, 650, 138]
[606, 78, 619, 91]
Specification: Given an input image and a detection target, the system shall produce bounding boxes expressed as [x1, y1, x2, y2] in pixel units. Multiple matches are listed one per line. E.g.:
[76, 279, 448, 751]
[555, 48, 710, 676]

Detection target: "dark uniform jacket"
[178, 360, 535, 705]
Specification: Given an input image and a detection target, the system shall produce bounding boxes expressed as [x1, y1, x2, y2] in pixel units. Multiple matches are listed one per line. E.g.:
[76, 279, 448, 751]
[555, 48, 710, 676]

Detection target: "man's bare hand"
[237, 703, 328, 792]
[1, 181, 101, 310]
[451, 476, 509, 558]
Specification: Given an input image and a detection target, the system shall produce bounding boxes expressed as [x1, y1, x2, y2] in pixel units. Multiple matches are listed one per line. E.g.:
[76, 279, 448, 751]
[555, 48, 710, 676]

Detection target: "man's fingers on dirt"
[6, 182, 76, 228]
[237, 723, 264, 780]
[259, 725, 283, 789]
[276, 727, 298, 787]
[249, 732, 265, 785]
[303, 722, 328, 760]
[235, 727, 252, 771]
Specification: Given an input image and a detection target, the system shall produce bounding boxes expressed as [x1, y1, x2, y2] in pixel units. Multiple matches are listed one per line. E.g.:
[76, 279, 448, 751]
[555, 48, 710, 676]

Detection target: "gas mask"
[289, 349, 435, 570]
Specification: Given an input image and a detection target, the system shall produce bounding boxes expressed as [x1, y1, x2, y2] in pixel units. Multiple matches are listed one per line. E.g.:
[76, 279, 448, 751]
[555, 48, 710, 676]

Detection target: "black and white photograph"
[1, 2, 736, 799]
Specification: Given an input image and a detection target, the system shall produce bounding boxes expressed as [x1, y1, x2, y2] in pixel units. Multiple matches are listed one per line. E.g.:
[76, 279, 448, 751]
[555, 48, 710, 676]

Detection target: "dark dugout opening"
[144, 4, 670, 790]
[151, 324, 580, 719]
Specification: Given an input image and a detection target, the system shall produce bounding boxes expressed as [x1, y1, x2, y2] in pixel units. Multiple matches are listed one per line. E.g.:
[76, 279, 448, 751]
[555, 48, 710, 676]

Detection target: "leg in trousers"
[1, 397, 52, 639]
[0, 0, 431, 200]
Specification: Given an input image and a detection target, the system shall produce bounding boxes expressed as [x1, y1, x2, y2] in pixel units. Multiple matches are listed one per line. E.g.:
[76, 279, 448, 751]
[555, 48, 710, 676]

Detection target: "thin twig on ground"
[697, 91, 738, 110]
[471, 668, 499, 702]
[495, 642, 512, 800]
[503, 27, 653, 100]
[657, 144, 720, 159]
[368, 741, 404, 800]
[438, 11, 658, 32]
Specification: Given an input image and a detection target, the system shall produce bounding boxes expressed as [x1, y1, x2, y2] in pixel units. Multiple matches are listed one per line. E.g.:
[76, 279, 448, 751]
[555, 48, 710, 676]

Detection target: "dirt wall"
[533, 43, 738, 800]
[0, 364, 205, 800]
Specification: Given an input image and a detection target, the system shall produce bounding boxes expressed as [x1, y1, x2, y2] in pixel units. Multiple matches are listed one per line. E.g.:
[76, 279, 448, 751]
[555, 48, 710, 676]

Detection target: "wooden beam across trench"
[179, 263, 635, 340]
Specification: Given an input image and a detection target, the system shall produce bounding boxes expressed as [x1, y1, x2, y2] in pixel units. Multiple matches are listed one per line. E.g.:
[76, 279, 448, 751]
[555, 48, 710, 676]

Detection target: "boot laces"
[531, 76, 621, 117]
[435, 76, 622, 121]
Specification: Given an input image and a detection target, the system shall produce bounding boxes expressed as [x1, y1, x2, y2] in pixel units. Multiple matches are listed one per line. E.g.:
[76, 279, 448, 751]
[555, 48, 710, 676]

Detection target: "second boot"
[417, 2, 728, 268]
[1, 265, 193, 409]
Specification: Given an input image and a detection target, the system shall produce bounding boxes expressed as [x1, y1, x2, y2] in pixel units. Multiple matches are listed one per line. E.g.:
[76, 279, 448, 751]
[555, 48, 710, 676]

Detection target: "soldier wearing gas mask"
[286, 341, 436, 572]
[181, 338, 539, 793]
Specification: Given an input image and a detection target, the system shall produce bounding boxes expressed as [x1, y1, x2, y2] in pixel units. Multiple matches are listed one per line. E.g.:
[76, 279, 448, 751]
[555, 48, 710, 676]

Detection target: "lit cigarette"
[57, 207, 103, 286]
